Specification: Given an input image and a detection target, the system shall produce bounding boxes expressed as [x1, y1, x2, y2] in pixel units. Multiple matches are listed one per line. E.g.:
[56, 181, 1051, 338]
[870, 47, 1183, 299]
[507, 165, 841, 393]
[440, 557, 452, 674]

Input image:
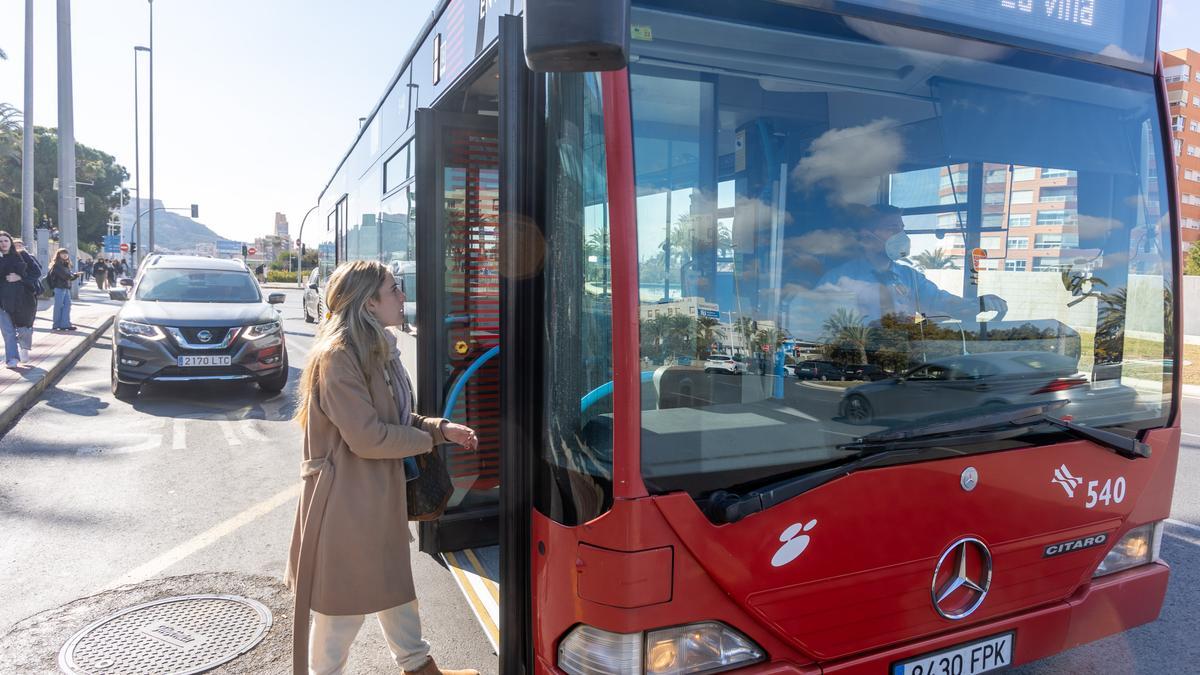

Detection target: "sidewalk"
[0, 286, 119, 434]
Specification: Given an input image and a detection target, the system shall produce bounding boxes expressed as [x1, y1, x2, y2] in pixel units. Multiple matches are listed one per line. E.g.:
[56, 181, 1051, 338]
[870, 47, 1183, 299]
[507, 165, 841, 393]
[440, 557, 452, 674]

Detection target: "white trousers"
[309, 600, 431, 674]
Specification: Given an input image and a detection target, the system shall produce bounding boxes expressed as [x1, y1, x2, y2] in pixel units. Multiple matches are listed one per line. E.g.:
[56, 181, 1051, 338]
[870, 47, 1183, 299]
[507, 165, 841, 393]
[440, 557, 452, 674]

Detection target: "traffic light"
[301, 244, 307, 256]
[130, 242, 138, 253]
[190, 204, 200, 218]
[242, 244, 248, 257]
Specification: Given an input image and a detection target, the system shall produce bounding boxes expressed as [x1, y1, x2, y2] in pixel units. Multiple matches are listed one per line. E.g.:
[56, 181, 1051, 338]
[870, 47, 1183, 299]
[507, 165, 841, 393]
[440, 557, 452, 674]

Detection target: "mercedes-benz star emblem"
[197, 330, 213, 343]
[932, 537, 992, 620]
[961, 467, 978, 492]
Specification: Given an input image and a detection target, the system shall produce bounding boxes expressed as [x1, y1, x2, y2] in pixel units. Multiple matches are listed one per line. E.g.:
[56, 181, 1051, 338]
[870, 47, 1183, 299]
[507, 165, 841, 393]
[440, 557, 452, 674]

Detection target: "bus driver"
[816, 204, 1007, 325]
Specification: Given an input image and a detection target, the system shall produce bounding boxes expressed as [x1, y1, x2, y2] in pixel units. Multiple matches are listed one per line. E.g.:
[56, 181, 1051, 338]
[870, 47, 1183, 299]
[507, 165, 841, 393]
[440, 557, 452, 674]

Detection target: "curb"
[0, 314, 116, 436]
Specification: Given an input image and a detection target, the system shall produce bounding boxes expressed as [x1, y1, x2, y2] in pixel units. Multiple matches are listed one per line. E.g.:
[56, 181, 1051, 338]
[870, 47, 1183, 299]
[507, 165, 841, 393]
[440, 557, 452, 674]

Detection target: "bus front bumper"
[535, 561, 1168, 674]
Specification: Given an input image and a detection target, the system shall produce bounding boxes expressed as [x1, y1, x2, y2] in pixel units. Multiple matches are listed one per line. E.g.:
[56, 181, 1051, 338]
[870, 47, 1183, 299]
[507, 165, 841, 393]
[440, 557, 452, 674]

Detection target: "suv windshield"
[136, 269, 262, 303]
[628, 2, 1175, 498]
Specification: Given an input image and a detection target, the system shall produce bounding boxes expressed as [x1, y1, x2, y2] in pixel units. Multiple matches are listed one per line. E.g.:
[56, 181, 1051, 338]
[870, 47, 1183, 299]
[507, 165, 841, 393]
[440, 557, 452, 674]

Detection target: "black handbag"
[406, 446, 453, 521]
[387, 360, 454, 521]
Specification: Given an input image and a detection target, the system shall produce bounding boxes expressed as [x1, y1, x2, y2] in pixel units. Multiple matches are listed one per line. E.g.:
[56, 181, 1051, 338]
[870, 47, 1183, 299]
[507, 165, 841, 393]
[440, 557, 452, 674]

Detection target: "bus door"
[414, 107, 502, 554]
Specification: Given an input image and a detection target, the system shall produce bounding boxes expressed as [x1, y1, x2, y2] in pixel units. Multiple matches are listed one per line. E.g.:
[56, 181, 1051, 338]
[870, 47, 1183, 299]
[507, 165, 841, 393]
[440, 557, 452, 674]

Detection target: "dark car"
[110, 255, 288, 400]
[793, 360, 844, 381]
[838, 351, 1138, 425]
[302, 268, 322, 323]
[841, 363, 888, 381]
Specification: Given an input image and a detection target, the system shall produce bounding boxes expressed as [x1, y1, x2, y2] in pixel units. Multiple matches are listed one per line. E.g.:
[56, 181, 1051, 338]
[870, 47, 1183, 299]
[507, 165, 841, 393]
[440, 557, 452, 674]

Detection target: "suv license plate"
[892, 632, 1014, 675]
[178, 355, 232, 367]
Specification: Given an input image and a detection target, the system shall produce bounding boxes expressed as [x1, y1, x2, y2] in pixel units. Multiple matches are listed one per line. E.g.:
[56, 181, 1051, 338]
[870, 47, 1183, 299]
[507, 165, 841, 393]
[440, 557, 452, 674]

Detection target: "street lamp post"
[295, 205, 318, 287]
[135, 45, 151, 267]
[134, 46, 149, 268]
[147, 0, 156, 255]
[56, 0, 79, 298]
[21, 0, 35, 254]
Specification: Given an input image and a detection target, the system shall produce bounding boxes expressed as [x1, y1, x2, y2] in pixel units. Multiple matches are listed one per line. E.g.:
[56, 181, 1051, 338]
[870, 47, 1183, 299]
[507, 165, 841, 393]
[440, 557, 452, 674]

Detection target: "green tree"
[911, 248, 959, 270]
[822, 307, 872, 366]
[0, 126, 128, 249]
[695, 316, 720, 359]
[1186, 244, 1200, 276]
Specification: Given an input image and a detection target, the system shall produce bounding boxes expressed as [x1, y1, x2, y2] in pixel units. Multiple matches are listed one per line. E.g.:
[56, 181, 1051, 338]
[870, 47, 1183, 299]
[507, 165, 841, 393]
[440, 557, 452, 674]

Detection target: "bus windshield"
[627, 2, 1175, 499]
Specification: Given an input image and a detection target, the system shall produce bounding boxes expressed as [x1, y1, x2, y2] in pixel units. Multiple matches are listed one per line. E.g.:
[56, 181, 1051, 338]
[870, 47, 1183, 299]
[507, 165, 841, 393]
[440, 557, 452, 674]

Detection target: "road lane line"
[1182, 432, 1200, 439]
[1166, 518, 1200, 535]
[173, 419, 187, 450]
[102, 483, 300, 591]
[217, 419, 242, 446]
[443, 551, 500, 654]
[237, 419, 271, 442]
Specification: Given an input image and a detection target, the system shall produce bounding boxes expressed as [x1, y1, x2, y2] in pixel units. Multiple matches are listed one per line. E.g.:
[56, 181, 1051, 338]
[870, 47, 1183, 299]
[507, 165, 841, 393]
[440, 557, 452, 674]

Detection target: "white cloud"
[792, 119, 904, 206]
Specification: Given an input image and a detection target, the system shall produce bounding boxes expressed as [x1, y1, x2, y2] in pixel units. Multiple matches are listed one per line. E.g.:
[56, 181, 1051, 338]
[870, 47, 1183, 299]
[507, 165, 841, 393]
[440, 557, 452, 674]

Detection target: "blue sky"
[0, 0, 439, 242]
[1, 0, 1197, 243]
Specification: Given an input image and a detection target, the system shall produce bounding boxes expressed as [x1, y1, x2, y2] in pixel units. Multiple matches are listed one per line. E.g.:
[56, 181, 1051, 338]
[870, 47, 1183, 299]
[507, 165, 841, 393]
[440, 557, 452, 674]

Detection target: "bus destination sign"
[838, 0, 1148, 65]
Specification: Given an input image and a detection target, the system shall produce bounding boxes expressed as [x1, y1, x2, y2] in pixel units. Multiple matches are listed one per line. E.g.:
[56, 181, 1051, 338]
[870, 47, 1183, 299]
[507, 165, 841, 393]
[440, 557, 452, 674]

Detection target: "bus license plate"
[178, 355, 232, 367]
[892, 632, 1014, 675]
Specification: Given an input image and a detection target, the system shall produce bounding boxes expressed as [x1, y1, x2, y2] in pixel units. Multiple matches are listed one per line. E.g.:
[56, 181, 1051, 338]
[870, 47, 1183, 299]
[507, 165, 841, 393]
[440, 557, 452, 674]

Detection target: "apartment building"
[1164, 49, 1200, 250]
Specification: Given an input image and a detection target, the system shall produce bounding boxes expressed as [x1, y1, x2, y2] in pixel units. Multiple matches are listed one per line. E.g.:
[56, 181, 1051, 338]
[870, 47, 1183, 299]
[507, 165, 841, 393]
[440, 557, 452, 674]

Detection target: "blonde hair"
[295, 260, 394, 428]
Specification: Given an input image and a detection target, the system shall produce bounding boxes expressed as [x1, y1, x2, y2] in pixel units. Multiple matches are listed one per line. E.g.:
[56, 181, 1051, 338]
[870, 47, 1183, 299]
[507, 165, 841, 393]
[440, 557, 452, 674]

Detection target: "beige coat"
[285, 343, 446, 672]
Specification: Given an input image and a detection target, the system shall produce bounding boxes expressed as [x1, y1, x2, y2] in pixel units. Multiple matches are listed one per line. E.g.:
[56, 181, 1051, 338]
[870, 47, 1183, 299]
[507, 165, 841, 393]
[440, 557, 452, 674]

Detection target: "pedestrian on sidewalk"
[92, 258, 108, 290]
[106, 259, 116, 288]
[0, 232, 29, 368]
[48, 249, 81, 332]
[12, 239, 42, 363]
[80, 257, 91, 283]
[287, 260, 480, 675]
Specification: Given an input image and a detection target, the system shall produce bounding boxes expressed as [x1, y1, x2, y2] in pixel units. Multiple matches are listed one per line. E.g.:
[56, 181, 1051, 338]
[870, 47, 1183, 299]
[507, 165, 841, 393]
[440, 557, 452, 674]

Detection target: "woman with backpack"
[11, 239, 42, 363]
[48, 248, 81, 332]
[0, 232, 29, 368]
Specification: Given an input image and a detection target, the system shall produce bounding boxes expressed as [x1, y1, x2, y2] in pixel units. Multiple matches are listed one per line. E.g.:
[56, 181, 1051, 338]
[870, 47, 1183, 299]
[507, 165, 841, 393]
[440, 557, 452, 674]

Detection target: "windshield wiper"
[706, 402, 1150, 524]
[839, 401, 1150, 460]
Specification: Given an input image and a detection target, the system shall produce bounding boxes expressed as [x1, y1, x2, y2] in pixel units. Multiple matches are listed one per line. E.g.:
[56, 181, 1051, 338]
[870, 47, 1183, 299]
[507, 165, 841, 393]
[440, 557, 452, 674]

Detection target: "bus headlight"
[1093, 522, 1162, 577]
[558, 622, 764, 675]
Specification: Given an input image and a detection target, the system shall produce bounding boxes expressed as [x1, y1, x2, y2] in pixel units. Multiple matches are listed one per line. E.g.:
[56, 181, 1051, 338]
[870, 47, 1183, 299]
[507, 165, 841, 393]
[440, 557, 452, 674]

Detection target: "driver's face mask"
[870, 227, 911, 261]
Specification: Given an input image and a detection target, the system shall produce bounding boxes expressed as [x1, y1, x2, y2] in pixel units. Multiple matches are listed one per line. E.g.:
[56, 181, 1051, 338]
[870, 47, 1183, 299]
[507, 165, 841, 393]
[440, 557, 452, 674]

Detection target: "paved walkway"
[0, 286, 119, 434]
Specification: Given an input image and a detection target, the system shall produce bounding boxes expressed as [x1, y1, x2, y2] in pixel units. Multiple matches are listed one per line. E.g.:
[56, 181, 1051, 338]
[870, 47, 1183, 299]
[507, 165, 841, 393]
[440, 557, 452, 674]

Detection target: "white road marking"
[102, 483, 300, 591]
[217, 419, 242, 446]
[1182, 432, 1200, 439]
[236, 419, 271, 442]
[173, 418, 187, 450]
[1166, 518, 1200, 535]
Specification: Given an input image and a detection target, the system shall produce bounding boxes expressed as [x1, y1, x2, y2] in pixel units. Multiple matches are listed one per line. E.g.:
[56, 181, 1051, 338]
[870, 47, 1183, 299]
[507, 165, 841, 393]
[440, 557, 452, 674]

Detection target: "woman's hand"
[5, 273, 20, 283]
[441, 422, 478, 451]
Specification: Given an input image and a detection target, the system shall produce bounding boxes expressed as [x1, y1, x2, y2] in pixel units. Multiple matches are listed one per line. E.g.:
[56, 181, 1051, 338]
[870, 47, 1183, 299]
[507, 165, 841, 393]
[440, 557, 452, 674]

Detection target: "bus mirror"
[524, 0, 630, 72]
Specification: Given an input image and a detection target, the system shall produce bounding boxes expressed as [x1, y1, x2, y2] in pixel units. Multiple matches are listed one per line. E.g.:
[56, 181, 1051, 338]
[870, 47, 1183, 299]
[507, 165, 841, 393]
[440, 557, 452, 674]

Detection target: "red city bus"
[314, 1, 1181, 672]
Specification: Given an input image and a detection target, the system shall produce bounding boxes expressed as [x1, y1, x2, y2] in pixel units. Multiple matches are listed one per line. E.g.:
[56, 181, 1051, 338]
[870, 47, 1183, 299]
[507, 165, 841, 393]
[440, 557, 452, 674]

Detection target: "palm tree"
[911, 248, 959, 270]
[695, 316, 720, 358]
[823, 307, 872, 365]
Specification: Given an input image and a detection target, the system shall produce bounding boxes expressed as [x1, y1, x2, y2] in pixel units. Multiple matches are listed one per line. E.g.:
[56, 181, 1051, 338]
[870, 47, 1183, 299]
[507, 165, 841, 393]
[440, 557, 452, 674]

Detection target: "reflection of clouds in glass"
[793, 119, 904, 206]
[1099, 44, 1139, 63]
[843, 17, 1011, 62]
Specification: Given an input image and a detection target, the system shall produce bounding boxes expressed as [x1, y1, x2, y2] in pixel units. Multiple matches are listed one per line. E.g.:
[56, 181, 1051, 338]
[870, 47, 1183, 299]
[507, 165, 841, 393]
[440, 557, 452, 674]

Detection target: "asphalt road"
[0, 286, 1196, 673]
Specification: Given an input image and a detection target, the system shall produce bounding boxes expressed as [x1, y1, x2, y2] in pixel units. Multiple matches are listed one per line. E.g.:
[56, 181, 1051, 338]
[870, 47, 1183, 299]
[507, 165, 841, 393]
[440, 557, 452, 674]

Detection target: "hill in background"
[115, 199, 238, 251]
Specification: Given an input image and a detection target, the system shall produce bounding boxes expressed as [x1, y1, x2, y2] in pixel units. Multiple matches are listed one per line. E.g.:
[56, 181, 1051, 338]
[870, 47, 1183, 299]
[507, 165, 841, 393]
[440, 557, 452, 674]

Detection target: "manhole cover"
[57, 594, 272, 675]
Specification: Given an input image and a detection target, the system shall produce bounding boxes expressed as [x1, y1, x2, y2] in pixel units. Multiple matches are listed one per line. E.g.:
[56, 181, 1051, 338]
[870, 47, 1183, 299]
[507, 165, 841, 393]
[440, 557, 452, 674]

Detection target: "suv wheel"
[258, 355, 289, 393]
[111, 352, 139, 401]
[303, 301, 315, 324]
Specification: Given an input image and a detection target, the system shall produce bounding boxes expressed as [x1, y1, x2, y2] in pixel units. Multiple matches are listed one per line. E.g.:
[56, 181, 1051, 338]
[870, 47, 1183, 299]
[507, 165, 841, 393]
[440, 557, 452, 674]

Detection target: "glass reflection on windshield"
[629, 4, 1174, 500]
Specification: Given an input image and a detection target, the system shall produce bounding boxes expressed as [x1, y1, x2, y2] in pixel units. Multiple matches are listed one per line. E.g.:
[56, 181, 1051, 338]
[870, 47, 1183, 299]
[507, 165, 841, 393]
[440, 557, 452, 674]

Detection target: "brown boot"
[403, 656, 480, 675]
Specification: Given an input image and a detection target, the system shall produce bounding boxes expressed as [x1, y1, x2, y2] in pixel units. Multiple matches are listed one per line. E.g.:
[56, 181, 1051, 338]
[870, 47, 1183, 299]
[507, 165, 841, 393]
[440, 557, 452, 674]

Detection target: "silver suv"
[110, 255, 288, 400]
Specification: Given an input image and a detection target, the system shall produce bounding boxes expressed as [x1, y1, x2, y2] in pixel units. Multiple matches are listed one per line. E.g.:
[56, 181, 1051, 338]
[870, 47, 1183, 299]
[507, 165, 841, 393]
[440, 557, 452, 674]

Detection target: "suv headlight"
[244, 320, 281, 340]
[558, 622, 764, 675]
[117, 320, 162, 339]
[1093, 522, 1163, 577]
